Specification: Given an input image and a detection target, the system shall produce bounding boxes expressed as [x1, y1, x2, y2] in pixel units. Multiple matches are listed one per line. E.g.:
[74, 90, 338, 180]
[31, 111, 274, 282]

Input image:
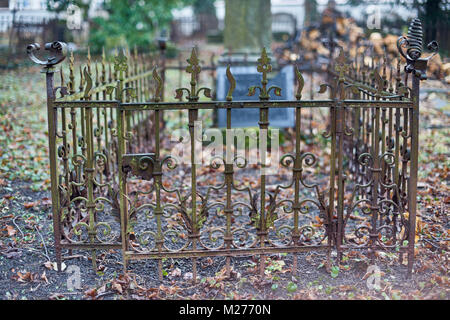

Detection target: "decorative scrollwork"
[122, 153, 155, 180]
[397, 18, 439, 78]
[295, 66, 304, 100]
[27, 41, 67, 68]
[226, 65, 235, 101]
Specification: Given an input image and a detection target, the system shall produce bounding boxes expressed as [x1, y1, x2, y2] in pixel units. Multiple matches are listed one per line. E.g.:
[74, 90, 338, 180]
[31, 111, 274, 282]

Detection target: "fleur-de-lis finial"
[105, 49, 137, 100]
[248, 47, 281, 100]
[114, 49, 128, 73]
[373, 69, 384, 96]
[256, 47, 272, 75]
[175, 47, 211, 102]
[186, 47, 201, 81]
[335, 49, 349, 80]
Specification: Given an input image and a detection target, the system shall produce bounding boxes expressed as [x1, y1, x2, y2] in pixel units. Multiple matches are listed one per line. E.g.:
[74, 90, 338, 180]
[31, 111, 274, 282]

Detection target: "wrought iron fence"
[28, 18, 438, 281]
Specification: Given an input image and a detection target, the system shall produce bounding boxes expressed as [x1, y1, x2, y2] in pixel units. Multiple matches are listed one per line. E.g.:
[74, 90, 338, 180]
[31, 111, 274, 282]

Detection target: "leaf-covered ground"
[0, 62, 449, 300]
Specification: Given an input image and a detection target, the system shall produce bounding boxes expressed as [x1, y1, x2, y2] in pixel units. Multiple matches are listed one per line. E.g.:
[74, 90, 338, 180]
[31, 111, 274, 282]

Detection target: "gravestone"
[216, 65, 294, 128]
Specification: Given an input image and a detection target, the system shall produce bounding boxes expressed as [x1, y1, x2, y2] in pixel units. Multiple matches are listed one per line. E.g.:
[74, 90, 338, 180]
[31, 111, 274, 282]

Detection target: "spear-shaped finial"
[87, 46, 91, 73]
[79, 65, 84, 93]
[95, 61, 99, 86]
[101, 47, 106, 84]
[69, 50, 75, 94]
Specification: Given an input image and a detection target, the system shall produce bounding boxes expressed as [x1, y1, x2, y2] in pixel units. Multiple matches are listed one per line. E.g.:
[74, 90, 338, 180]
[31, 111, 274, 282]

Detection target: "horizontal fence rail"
[28, 18, 438, 281]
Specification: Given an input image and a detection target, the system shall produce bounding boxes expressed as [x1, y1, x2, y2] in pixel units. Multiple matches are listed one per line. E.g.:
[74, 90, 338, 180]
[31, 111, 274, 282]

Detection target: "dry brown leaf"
[44, 261, 53, 270]
[24, 202, 38, 209]
[84, 288, 97, 298]
[6, 225, 16, 237]
[40, 271, 49, 284]
[112, 281, 123, 294]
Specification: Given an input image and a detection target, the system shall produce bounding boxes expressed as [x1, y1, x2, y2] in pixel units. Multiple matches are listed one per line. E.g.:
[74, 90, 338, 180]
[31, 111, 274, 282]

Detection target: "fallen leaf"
[40, 271, 49, 284]
[24, 202, 38, 209]
[84, 288, 97, 299]
[14, 271, 36, 283]
[2, 245, 21, 259]
[52, 262, 67, 271]
[183, 272, 193, 281]
[112, 281, 123, 294]
[169, 267, 182, 278]
[6, 225, 16, 237]
[49, 293, 65, 300]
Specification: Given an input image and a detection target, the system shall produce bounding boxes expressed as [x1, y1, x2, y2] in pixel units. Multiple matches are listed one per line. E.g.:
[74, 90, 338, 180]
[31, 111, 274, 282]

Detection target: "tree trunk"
[224, 0, 272, 54]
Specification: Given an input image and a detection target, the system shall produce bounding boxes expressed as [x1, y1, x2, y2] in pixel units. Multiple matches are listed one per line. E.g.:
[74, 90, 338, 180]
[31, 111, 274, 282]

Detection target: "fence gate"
[28, 18, 438, 281]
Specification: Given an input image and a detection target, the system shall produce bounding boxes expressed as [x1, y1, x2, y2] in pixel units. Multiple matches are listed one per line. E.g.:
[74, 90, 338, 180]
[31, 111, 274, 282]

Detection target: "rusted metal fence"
[28, 18, 438, 281]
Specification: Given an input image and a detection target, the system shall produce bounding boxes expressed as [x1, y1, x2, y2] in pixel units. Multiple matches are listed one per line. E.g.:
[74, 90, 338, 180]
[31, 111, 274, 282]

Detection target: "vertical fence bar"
[259, 106, 268, 277]
[153, 70, 164, 280]
[292, 105, 301, 274]
[224, 94, 233, 277]
[189, 108, 198, 283]
[115, 50, 129, 273]
[334, 51, 347, 262]
[79, 65, 86, 157]
[59, 67, 69, 192]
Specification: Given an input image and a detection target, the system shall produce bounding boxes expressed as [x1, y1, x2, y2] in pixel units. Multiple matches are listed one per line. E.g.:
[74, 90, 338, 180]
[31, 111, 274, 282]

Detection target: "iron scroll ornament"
[27, 41, 68, 68]
[397, 18, 438, 78]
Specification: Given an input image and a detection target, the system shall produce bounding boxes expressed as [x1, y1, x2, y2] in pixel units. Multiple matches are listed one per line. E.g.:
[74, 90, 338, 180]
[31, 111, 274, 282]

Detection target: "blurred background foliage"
[48, 0, 197, 53]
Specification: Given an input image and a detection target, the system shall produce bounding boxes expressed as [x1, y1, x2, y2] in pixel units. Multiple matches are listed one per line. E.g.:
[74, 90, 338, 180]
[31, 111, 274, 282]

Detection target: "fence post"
[396, 18, 438, 278]
[407, 58, 426, 278]
[27, 42, 67, 271]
